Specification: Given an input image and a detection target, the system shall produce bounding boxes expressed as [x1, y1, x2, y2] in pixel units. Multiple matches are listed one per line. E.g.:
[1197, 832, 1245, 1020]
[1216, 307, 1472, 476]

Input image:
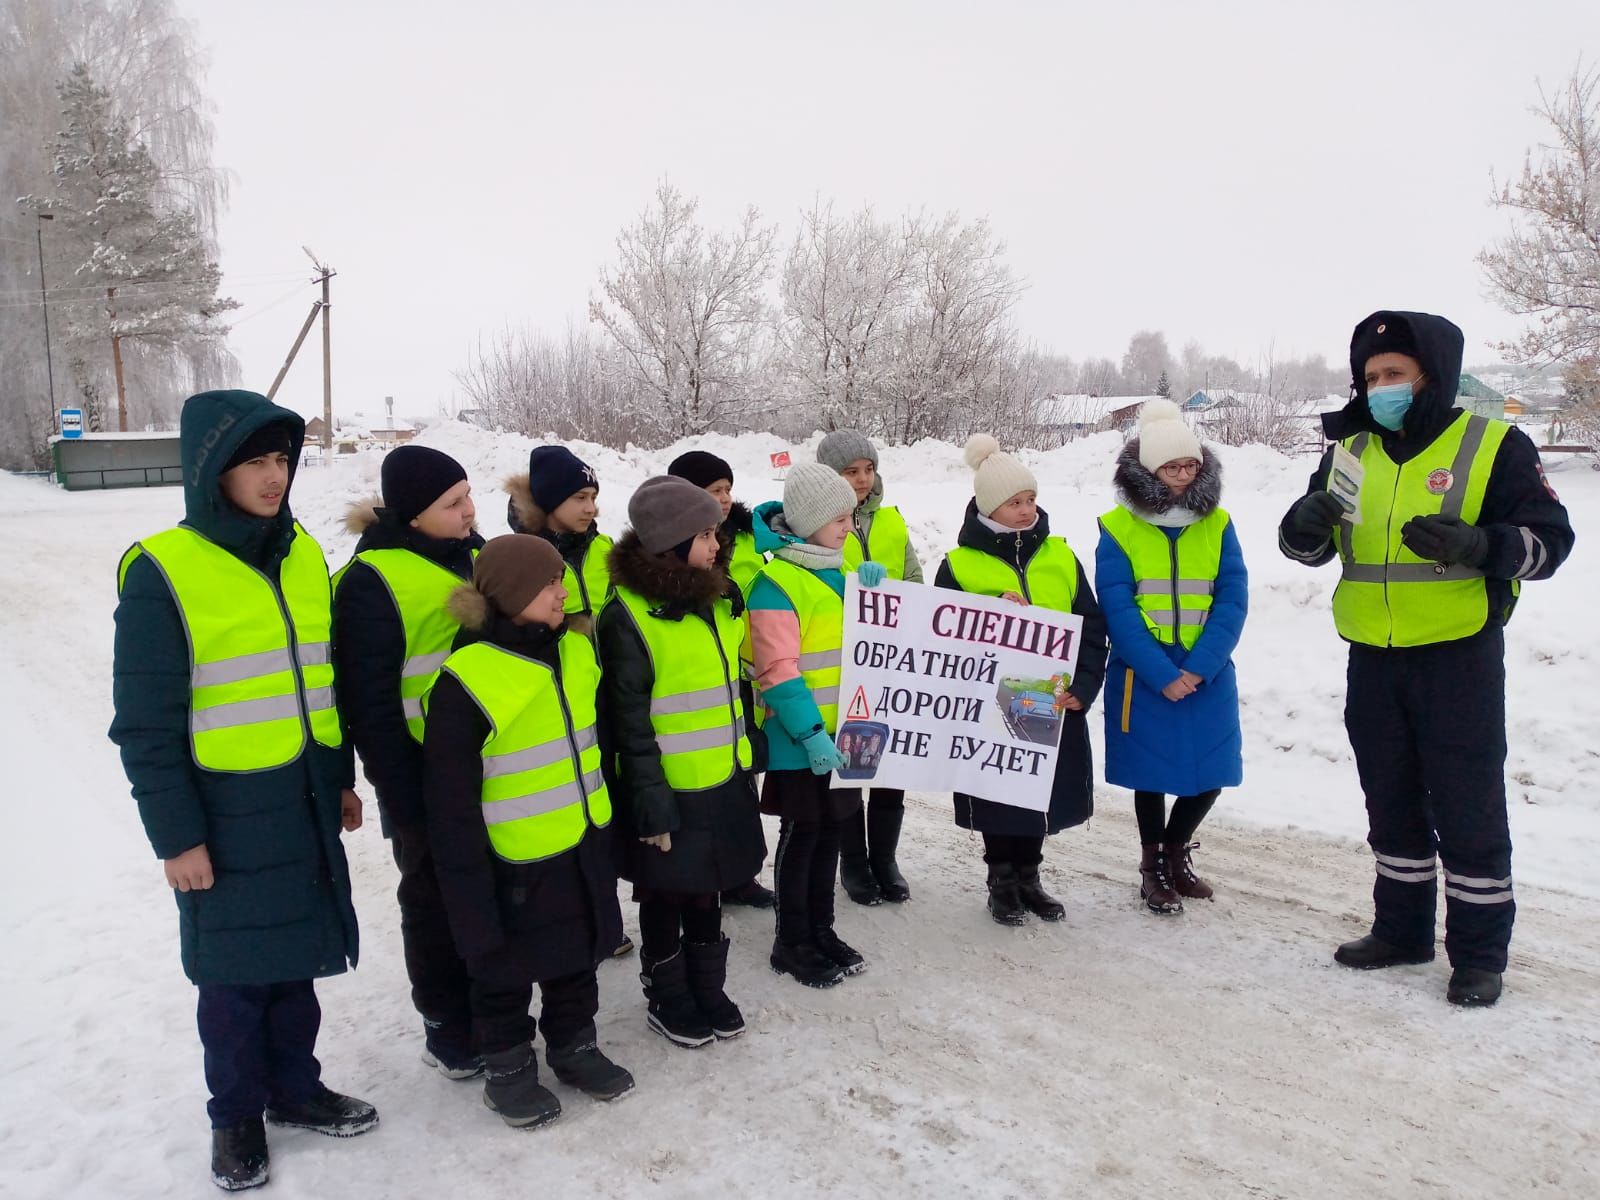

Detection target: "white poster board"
[833, 578, 1084, 812]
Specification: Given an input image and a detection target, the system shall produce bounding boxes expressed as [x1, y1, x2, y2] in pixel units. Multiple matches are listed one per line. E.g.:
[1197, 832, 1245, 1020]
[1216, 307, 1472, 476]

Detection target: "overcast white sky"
[181, 0, 1600, 422]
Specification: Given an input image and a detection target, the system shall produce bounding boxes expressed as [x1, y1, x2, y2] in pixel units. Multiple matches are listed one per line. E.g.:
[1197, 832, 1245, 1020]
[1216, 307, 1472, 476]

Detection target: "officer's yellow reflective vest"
[1332, 411, 1512, 648]
[1098, 507, 1230, 650]
[118, 523, 343, 772]
[609, 587, 753, 791]
[431, 633, 611, 863]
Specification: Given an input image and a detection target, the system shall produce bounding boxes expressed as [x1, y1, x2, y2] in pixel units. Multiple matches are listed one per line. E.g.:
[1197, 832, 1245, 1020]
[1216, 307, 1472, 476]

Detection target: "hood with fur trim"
[344, 497, 483, 559]
[608, 528, 735, 614]
[504, 472, 599, 565]
[1113, 440, 1223, 519]
[446, 584, 565, 660]
[722, 500, 754, 537]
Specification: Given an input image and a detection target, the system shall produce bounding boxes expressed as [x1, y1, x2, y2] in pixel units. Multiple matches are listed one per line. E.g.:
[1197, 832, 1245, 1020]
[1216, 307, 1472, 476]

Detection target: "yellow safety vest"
[1332, 412, 1512, 648]
[118, 523, 342, 772]
[942, 537, 1081, 612]
[842, 505, 909, 579]
[431, 634, 611, 863]
[565, 533, 615, 616]
[333, 547, 476, 743]
[1098, 507, 1230, 650]
[728, 530, 767, 597]
[746, 558, 844, 734]
[609, 587, 753, 791]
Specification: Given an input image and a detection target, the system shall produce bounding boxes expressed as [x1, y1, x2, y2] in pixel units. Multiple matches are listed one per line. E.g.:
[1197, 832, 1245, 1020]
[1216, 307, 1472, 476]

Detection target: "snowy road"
[2, 440, 1596, 1199]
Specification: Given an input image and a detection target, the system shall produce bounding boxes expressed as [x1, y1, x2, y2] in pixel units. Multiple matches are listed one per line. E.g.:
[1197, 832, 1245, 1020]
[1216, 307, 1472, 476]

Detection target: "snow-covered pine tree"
[1156, 370, 1172, 399]
[19, 63, 235, 431]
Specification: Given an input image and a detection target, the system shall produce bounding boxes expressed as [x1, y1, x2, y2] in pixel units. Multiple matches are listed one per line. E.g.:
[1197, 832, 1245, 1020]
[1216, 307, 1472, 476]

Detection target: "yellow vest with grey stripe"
[1332, 411, 1514, 648]
[842, 506, 910, 579]
[942, 538, 1081, 611]
[747, 557, 844, 734]
[1097, 507, 1229, 650]
[117, 524, 343, 772]
[565, 533, 615, 616]
[608, 587, 753, 790]
[333, 548, 476, 742]
[432, 635, 612, 862]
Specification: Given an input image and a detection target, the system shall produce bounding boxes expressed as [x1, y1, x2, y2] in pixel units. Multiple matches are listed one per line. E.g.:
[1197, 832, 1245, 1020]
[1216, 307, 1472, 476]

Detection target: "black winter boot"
[867, 801, 911, 903]
[1334, 933, 1435, 969]
[769, 937, 846, 988]
[813, 926, 867, 976]
[480, 1045, 562, 1129]
[721, 878, 776, 909]
[1016, 864, 1065, 922]
[641, 948, 715, 1048]
[839, 808, 883, 905]
[210, 1118, 268, 1191]
[1139, 846, 1183, 915]
[546, 1038, 635, 1101]
[684, 936, 746, 1039]
[264, 1084, 378, 1137]
[986, 863, 1029, 926]
[1446, 967, 1503, 1007]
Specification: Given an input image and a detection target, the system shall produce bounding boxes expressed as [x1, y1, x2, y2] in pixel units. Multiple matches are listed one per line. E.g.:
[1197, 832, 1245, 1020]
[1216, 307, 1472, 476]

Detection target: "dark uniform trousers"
[391, 823, 474, 1057]
[1344, 622, 1515, 972]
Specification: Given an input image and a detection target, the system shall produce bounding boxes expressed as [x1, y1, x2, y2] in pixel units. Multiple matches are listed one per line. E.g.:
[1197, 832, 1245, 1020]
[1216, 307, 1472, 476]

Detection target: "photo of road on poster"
[833, 578, 1084, 812]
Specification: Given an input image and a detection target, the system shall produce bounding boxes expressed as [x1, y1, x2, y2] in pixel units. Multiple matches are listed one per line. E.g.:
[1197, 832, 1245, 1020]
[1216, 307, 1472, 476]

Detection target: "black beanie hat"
[382, 445, 469, 524]
[668, 449, 734, 491]
[223, 422, 294, 473]
[1351, 312, 1421, 379]
[527, 445, 598, 514]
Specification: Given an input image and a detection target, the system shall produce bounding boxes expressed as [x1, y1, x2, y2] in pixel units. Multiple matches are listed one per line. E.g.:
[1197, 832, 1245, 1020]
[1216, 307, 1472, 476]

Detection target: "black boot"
[480, 1045, 562, 1129]
[1334, 933, 1435, 969]
[769, 937, 846, 988]
[867, 800, 910, 903]
[838, 808, 883, 905]
[986, 863, 1029, 926]
[640, 948, 714, 1048]
[1016, 864, 1065, 922]
[684, 935, 746, 1039]
[721, 878, 776, 909]
[546, 1037, 635, 1101]
[1447, 967, 1503, 1007]
[264, 1084, 378, 1137]
[609, 934, 635, 958]
[812, 926, 867, 976]
[210, 1118, 269, 1191]
[421, 1024, 483, 1080]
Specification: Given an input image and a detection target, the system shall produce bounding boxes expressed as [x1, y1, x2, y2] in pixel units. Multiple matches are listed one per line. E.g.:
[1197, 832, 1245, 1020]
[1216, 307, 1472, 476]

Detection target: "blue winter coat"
[1097, 445, 1247, 797]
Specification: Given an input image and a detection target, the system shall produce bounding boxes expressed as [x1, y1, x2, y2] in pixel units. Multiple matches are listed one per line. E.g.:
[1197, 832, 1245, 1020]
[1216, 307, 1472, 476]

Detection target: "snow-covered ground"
[2, 426, 1596, 1198]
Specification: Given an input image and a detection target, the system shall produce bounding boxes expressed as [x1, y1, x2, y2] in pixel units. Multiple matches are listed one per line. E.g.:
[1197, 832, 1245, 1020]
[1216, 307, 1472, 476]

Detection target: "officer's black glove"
[1400, 515, 1490, 568]
[1289, 490, 1346, 541]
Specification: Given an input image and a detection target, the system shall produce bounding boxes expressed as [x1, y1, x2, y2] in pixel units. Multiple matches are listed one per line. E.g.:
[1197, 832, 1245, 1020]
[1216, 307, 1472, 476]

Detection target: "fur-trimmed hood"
[721, 500, 754, 537]
[608, 528, 736, 615]
[504, 471, 600, 565]
[1113, 440, 1223, 519]
[445, 582, 568, 651]
[343, 496, 484, 560]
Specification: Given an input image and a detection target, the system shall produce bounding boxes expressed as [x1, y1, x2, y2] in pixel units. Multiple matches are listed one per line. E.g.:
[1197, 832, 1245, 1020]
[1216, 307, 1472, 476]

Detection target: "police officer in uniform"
[1279, 311, 1574, 1007]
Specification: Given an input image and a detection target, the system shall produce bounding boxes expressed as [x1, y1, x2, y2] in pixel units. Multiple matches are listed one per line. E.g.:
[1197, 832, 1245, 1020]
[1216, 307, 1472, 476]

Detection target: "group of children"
[112, 389, 1247, 1191]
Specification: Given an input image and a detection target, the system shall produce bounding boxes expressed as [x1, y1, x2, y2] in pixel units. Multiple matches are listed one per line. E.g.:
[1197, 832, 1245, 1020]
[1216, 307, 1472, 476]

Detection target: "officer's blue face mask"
[1367, 378, 1423, 431]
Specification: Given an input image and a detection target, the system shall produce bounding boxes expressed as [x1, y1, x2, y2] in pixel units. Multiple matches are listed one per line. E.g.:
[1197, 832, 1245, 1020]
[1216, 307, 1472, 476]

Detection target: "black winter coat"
[331, 501, 482, 834]
[597, 531, 767, 895]
[110, 390, 359, 986]
[934, 502, 1110, 837]
[1278, 310, 1574, 622]
[422, 608, 622, 987]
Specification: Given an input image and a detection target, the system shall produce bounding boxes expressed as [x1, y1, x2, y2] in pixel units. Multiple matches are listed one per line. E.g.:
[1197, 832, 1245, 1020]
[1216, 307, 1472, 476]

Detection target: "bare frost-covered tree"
[589, 181, 777, 439]
[1480, 63, 1600, 364]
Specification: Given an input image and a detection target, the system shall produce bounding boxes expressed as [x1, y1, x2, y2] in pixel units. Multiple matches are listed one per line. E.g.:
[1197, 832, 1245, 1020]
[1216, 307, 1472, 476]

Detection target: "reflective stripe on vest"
[432, 635, 612, 863]
[728, 530, 768, 597]
[749, 558, 844, 733]
[942, 537, 1081, 612]
[842, 505, 909, 579]
[118, 523, 342, 772]
[564, 533, 615, 616]
[1332, 412, 1512, 648]
[335, 547, 476, 743]
[609, 587, 754, 791]
[1097, 506, 1230, 650]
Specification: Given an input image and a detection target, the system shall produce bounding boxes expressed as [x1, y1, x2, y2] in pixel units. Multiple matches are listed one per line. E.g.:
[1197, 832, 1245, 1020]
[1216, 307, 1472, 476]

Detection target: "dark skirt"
[760, 769, 863, 822]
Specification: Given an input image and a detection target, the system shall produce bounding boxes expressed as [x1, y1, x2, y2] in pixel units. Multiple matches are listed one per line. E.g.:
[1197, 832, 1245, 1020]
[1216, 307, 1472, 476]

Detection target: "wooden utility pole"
[108, 285, 128, 432]
[266, 300, 324, 401]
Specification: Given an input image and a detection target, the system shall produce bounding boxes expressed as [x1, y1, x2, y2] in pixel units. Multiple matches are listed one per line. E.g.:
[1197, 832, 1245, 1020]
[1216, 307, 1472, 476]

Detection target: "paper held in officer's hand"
[1329, 443, 1364, 524]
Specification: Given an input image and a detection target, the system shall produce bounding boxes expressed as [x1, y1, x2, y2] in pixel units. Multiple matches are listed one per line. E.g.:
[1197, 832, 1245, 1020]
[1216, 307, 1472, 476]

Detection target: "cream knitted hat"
[1135, 399, 1203, 471]
[964, 434, 1039, 515]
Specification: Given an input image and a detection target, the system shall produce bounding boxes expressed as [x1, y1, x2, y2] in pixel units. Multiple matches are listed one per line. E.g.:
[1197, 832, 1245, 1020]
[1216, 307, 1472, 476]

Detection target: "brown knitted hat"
[473, 534, 566, 618]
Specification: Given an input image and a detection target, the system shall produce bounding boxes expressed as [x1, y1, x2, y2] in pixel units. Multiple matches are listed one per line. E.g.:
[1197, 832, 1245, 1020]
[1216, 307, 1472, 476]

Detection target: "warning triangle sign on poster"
[845, 686, 872, 721]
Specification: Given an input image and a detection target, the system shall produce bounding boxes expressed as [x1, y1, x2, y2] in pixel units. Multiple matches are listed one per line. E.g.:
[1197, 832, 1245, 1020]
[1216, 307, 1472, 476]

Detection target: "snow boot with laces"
[1139, 846, 1183, 915]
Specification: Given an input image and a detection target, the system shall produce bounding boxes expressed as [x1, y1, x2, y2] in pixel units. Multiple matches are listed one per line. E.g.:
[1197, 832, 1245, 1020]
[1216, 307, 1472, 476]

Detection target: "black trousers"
[982, 833, 1045, 867]
[773, 816, 842, 946]
[197, 981, 321, 1128]
[469, 969, 600, 1057]
[1345, 624, 1515, 972]
[391, 824, 474, 1055]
